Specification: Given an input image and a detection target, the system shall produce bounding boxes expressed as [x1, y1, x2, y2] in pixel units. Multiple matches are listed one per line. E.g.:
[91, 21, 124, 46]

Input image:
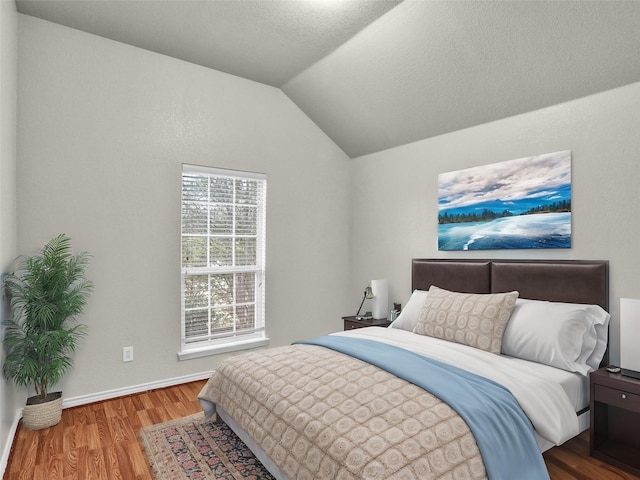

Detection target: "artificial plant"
[2, 233, 93, 402]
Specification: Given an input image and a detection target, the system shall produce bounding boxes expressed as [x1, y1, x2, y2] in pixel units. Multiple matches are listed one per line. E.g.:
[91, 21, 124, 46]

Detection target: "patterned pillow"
[413, 286, 519, 354]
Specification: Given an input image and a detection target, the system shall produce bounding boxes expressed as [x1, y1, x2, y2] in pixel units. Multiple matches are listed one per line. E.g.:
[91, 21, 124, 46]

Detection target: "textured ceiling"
[15, 0, 402, 87]
[15, 0, 640, 158]
[283, 0, 640, 157]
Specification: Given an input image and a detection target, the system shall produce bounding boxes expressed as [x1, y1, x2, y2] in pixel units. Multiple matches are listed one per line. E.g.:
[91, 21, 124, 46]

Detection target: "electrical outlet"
[123, 346, 134, 362]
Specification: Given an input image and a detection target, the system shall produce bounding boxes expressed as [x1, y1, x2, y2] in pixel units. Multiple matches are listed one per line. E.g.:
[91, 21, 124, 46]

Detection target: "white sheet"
[504, 354, 590, 413]
[332, 327, 581, 446]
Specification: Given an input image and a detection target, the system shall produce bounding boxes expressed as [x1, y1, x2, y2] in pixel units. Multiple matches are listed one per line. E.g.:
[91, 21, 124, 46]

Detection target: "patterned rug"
[140, 412, 275, 479]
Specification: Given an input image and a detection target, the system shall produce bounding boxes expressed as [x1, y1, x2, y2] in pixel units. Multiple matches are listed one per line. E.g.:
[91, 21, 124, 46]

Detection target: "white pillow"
[501, 298, 610, 375]
[388, 289, 428, 331]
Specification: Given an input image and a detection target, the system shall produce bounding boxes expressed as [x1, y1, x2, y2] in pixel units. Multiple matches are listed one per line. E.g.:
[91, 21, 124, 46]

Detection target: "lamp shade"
[620, 298, 640, 374]
[371, 279, 388, 320]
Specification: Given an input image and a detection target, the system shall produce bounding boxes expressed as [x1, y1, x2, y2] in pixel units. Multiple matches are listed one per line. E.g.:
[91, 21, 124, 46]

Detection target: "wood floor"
[3, 380, 207, 480]
[3, 379, 639, 480]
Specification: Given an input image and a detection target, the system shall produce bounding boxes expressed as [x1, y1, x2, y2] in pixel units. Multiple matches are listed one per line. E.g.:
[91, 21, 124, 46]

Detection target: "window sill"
[177, 337, 270, 361]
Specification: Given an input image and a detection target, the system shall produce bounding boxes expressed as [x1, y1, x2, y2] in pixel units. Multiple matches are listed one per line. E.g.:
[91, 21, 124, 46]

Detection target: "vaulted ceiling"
[15, 0, 640, 158]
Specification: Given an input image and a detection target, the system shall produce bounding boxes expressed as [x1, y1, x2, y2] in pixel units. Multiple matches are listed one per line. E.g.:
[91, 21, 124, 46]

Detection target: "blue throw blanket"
[296, 336, 550, 480]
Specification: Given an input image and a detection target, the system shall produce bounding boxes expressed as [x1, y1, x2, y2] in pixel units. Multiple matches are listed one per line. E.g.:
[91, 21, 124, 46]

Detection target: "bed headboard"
[412, 259, 609, 310]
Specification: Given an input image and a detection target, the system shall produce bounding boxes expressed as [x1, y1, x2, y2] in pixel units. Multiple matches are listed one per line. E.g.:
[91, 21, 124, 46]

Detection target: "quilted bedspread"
[199, 343, 489, 480]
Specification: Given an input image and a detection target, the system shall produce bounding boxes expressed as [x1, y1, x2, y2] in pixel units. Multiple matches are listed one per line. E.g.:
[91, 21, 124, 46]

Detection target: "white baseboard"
[62, 370, 214, 408]
[0, 371, 213, 477]
[0, 408, 24, 479]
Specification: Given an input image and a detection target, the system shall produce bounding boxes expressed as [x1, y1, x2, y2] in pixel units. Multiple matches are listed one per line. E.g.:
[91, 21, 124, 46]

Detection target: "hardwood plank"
[112, 441, 144, 480]
[61, 439, 78, 479]
[107, 415, 131, 444]
[92, 409, 113, 448]
[15, 432, 38, 474]
[45, 453, 64, 480]
[135, 409, 154, 429]
[101, 445, 123, 480]
[86, 448, 109, 479]
[102, 397, 126, 420]
[74, 446, 89, 480]
[5, 379, 640, 480]
[138, 393, 156, 412]
[131, 394, 145, 412]
[124, 395, 142, 424]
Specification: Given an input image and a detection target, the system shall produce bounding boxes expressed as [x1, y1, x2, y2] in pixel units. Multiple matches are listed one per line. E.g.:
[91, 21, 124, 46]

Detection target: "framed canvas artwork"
[438, 151, 571, 251]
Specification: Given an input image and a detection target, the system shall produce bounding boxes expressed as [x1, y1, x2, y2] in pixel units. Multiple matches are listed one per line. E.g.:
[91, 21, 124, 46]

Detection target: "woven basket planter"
[22, 392, 63, 430]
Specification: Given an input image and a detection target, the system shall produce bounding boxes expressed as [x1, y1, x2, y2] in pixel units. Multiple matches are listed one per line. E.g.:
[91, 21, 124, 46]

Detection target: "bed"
[198, 259, 609, 480]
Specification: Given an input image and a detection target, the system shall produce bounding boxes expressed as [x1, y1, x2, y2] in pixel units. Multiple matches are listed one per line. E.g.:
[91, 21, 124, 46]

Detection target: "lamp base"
[621, 368, 640, 379]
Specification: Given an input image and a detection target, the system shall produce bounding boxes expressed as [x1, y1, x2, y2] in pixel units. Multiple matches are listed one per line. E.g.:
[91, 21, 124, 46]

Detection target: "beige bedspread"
[198, 344, 488, 480]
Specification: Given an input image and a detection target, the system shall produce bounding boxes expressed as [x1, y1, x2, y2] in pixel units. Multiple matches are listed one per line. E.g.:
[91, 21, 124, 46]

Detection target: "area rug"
[140, 412, 275, 479]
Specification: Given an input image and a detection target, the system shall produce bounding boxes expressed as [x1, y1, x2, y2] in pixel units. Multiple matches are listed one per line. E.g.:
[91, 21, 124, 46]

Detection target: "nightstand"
[342, 316, 391, 330]
[590, 368, 640, 476]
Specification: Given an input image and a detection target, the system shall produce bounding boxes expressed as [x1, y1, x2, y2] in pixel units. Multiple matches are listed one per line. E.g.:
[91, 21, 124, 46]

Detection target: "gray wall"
[0, 0, 22, 472]
[16, 15, 352, 399]
[349, 82, 640, 365]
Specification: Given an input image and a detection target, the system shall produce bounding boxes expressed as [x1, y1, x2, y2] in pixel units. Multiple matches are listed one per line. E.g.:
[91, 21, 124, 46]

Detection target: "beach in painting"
[438, 151, 571, 251]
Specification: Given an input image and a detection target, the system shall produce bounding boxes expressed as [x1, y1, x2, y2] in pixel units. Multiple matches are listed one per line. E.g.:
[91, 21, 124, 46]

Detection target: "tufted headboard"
[411, 259, 609, 311]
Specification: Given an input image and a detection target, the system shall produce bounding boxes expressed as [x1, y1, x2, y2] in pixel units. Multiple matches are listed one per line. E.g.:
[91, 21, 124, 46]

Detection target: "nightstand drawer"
[595, 384, 640, 413]
[344, 320, 362, 330]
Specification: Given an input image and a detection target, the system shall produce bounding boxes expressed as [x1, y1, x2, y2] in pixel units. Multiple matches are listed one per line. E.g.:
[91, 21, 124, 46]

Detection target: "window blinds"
[181, 165, 266, 348]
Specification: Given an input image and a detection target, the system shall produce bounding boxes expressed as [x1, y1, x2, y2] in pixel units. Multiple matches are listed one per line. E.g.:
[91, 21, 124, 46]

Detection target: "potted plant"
[2, 233, 92, 430]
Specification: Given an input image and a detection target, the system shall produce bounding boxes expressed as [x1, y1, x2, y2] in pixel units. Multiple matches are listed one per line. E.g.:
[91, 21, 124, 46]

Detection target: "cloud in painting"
[438, 151, 571, 212]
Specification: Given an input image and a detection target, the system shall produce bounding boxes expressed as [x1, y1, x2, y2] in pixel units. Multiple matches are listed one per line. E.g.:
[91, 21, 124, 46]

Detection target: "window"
[179, 164, 267, 359]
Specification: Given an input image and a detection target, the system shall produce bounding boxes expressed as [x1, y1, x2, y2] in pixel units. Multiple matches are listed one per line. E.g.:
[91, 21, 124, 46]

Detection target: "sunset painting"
[438, 151, 571, 251]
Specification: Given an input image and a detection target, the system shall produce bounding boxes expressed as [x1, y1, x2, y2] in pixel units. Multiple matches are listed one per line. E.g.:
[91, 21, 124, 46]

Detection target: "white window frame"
[178, 164, 268, 360]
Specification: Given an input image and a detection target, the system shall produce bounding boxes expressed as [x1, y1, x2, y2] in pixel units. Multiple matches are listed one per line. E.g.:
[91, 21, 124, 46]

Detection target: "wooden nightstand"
[590, 367, 640, 476]
[342, 316, 391, 330]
